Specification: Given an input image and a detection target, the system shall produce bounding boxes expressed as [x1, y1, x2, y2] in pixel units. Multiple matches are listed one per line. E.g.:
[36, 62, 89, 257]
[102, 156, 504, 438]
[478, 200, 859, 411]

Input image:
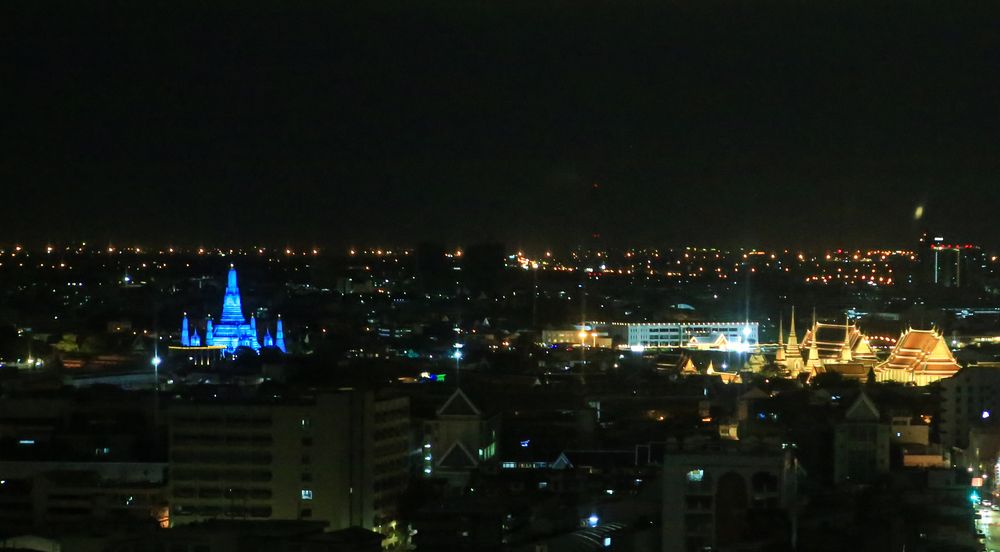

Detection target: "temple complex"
[800, 318, 877, 364]
[775, 308, 877, 379]
[176, 267, 286, 357]
[875, 328, 961, 386]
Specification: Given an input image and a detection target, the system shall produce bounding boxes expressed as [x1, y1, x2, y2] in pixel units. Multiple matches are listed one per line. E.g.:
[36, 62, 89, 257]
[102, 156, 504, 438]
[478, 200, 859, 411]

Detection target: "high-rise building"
[939, 366, 1000, 449]
[167, 390, 409, 532]
[920, 234, 980, 288]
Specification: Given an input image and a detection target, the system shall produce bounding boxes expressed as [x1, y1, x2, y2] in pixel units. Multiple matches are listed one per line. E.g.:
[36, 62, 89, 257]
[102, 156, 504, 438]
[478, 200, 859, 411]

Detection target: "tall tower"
[840, 315, 853, 362]
[221, 266, 246, 324]
[775, 316, 786, 363]
[205, 316, 214, 346]
[276, 315, 287, 353]
[181, 313, 190, 347]
[786, 306, 801, 360]
[807, 334, 822, 369]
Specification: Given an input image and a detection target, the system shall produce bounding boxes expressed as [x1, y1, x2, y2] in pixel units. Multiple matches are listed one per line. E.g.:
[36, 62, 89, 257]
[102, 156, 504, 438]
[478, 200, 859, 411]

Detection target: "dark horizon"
[6, 2, 1000, 249]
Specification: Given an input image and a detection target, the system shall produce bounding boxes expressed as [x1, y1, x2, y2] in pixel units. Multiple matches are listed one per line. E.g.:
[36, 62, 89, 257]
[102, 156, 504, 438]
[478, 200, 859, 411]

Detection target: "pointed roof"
[773, 314, 786, 363]
[437, 388, 481, 417]
[802, 321, 876, 361]
[877, 328, 960, 376]
[840, 316, 853, 362]
[844, 392, 880, 422]
[680, 357, 698, 374]
[786, 306, 801, 356]
[436, 441, 478, 469]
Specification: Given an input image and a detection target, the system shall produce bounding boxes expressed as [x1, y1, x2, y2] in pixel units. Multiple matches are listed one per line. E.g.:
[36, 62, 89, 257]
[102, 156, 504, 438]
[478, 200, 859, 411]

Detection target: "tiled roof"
[877, 329, 960, 376]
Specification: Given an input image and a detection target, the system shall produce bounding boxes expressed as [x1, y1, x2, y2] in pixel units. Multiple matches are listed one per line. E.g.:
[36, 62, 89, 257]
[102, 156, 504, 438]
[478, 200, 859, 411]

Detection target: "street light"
[453, 343, 463, 384]
[151, 355, 161, 390]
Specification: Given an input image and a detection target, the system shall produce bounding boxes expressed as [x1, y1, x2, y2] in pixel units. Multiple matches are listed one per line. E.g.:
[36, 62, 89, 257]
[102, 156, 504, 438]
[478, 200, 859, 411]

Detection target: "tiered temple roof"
[876, 328, 960, 381]
[179, 267, 286, 355]
[801, 322, 876, 362]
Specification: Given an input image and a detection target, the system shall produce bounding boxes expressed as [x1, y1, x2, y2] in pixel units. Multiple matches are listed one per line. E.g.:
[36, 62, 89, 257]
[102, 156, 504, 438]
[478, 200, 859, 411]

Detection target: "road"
[976, 505, 1000, 551]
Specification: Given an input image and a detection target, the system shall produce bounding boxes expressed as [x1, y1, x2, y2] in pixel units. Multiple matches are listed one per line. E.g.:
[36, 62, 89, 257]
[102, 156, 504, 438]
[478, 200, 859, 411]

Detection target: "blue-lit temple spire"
[276, 315, 286, 353]
[176, 268, 271, 356]
[181, 313, 190, 347]
[220, 265, 246, 325]
[263, 328, 274, 348]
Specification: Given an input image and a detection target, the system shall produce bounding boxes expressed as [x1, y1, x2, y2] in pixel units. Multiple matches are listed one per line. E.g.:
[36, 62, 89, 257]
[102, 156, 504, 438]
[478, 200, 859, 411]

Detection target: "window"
[686, 469, 705, 482]
[301, 489, 313, 500]
[300, 418, 311, 430]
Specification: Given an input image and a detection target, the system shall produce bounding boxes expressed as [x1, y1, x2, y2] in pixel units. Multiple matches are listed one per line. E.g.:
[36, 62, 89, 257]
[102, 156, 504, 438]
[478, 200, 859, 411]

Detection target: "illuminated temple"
[875, 328, 961, 386]
[177, 267, 286, 356]
[775, 308, 877, 380]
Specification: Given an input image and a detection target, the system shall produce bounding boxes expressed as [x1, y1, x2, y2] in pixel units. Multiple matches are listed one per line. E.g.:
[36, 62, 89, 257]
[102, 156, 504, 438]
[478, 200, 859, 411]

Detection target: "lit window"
[301, 489, 313, 500]
[686, 469, 704, 482]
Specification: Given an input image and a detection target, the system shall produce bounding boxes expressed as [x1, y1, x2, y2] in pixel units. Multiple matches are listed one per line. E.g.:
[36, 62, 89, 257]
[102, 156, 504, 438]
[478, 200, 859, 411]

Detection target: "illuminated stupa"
[178, 267, 286, 355]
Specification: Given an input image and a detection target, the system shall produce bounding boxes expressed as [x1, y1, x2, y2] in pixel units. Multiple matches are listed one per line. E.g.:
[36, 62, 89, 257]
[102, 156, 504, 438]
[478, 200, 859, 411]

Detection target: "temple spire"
[276, 315, 286, 353]
[205, 316, 214, 346]
[220, 266, 246, 325]
[775, 314, 786, 362]
[181, 312, 190, 347]
[841, 315, 853, 362]
[807, 329, 822, 369]
[786, 306, 801, 357]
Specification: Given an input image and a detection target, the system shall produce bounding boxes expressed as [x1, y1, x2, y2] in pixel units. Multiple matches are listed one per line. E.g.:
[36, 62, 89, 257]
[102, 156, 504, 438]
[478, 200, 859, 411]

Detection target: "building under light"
[172, 267, 286, 359]
[875, 328, 961, 386]
[599, 322, 759, 351]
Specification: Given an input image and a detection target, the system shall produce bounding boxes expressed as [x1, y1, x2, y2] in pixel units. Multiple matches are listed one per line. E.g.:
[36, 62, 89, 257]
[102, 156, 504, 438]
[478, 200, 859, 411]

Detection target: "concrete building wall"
[833, 422, 890, 484]
[168, 390, 410, 532]
[940, 367, 1000, 449]
[611, 322, 758, 349]
[661, 447, 794, 552]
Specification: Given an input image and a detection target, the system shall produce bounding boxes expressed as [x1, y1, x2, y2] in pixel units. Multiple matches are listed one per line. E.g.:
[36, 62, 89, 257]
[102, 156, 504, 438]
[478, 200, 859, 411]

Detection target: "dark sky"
[5, 1, 1000, 250]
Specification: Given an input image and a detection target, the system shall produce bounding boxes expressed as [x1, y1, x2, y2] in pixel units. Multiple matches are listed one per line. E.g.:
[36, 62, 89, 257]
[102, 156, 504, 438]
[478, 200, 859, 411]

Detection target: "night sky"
[5, 2, 1000, 250]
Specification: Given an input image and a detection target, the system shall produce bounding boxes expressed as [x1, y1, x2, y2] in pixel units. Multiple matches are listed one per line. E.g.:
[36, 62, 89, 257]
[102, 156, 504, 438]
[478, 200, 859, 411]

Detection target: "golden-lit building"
[776, 307, 804, 375]
[775, 308, 877, 380]
[801, 319, 877, 364]
[540, 328, 612, 348]
[875, 328, 961, 386]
